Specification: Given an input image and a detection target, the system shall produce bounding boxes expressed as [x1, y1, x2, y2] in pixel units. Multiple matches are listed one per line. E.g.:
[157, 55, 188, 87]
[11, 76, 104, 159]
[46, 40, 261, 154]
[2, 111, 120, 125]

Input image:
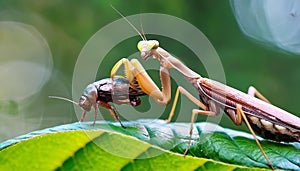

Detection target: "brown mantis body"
[109, 8, 300, 170]
[134, 40, 300, 141]
[111, 41, 300, 170]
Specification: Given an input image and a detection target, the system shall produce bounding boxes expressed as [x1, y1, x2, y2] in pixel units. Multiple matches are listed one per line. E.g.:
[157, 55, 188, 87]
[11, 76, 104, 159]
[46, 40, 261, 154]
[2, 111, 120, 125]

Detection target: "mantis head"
[137, 40, 159, 61]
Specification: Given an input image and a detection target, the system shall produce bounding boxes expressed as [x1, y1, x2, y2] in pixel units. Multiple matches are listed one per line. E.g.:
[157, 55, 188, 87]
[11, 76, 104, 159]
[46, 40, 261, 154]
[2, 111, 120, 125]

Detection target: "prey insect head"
[78, 95, 93, 111]
[137, 40, 159, 61]
[79, 84, 98, 111]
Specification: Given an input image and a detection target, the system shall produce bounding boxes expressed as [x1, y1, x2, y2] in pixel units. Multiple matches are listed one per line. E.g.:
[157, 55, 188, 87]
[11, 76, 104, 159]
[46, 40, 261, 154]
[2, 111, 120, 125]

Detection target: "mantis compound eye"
[137, 41, 143, 51]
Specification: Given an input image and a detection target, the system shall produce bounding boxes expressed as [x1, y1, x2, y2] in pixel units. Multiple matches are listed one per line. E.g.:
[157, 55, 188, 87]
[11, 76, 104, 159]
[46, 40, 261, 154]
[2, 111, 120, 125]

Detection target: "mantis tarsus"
[110, 8, 300, 170]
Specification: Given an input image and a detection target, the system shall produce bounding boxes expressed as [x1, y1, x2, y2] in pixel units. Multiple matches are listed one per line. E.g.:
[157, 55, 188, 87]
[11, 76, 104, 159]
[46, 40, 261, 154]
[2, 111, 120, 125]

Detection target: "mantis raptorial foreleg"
[111, 58, 171, 105]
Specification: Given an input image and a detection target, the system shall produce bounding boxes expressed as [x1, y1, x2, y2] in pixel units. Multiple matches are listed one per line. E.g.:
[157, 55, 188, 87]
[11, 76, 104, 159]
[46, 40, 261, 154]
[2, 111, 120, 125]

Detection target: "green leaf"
[0, 119, 299, 170]
[0, 130, 261, 171]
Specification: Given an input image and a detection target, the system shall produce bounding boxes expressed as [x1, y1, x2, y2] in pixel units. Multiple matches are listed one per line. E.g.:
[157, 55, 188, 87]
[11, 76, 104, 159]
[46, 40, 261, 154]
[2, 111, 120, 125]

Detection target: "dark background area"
[1, 0, 300, 142]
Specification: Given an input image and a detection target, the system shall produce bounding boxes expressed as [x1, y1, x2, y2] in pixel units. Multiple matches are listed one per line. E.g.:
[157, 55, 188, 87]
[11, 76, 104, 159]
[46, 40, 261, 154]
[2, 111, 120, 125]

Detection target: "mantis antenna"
[140, 16, 147, 40]
[111, 5, 145, 41]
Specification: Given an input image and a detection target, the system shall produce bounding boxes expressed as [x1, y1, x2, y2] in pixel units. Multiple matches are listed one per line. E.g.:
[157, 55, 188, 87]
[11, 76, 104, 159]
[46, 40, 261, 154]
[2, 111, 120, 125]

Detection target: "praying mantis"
[110, 8, 300, 170]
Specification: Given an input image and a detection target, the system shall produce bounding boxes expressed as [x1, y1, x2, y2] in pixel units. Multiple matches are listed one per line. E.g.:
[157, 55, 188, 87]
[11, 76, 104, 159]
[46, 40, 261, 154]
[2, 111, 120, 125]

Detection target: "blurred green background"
[1, 0, 300, 142]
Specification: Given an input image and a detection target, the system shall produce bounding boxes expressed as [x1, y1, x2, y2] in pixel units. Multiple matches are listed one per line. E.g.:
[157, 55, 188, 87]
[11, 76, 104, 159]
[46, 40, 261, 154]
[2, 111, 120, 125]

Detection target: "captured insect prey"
[50, 77, 146, 128]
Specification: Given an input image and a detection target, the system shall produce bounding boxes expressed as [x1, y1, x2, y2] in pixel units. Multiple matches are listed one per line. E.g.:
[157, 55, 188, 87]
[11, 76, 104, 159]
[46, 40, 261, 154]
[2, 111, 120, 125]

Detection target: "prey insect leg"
[98, 101, 126, 128]
[80, 110, 87, 122]
[92, 104, 99, 126]
[109, 107, 126, 128]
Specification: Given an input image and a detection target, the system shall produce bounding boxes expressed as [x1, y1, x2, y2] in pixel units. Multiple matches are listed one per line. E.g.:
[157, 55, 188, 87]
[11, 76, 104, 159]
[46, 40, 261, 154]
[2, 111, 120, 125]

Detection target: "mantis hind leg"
[236, 104, 274, 170]
[248, 86, 270, 103]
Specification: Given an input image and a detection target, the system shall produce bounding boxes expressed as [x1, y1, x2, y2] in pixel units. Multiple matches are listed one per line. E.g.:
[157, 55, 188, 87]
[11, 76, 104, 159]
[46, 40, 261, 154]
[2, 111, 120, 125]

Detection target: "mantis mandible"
[110, 7, 300, 170]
